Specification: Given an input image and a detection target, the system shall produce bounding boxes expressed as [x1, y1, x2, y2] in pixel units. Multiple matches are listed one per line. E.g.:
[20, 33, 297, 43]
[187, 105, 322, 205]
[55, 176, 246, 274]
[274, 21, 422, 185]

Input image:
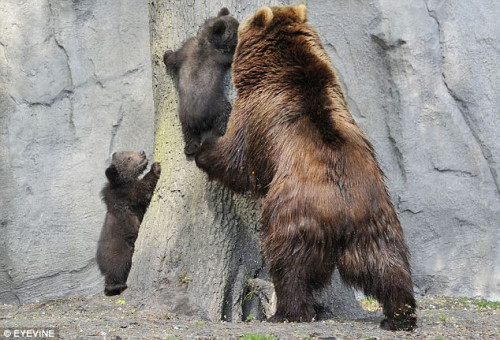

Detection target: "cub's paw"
[151, 162, 161, 177]
[184, 140, 200, 156]
[163, 50, 174, 67]
[104, 283, 127, 296]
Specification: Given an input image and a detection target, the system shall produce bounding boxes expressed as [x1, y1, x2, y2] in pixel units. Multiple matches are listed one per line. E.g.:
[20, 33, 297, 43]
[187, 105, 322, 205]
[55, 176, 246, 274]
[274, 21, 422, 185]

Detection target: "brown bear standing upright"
[195, 5, 417, 331]
[96, 151, 161, 296]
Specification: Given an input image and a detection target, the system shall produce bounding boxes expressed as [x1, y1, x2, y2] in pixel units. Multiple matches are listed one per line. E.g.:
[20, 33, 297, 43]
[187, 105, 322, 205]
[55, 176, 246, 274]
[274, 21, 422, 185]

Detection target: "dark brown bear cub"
[96, 151, 161, 296]
[163, 8, 239, 156]
[195, 5, 417, 331]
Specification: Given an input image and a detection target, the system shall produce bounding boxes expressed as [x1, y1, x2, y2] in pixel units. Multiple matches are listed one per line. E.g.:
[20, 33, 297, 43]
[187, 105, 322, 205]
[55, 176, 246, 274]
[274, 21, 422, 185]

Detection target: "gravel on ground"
[0, 295, 498, 339]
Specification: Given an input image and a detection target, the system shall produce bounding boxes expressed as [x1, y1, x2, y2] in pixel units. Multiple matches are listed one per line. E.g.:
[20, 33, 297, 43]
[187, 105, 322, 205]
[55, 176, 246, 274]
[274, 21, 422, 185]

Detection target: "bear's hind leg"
[337, 226, 417, 331]
[104, 279, 127, 296]
[102, 241, 133, 296]
[262, 203, 335, 322]
[267, 265, 316, 322]
[103, 258, 131, 296]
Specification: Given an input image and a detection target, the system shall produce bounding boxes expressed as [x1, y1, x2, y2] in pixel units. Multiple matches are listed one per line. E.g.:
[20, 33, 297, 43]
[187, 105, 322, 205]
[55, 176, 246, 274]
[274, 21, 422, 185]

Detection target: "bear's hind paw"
[380, 314, 417, 331]
[104, 283, 127, 296]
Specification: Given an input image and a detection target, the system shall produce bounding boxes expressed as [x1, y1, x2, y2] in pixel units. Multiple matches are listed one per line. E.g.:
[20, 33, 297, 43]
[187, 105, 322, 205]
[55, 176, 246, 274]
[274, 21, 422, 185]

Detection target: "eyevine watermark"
[1, 328, 59, 339]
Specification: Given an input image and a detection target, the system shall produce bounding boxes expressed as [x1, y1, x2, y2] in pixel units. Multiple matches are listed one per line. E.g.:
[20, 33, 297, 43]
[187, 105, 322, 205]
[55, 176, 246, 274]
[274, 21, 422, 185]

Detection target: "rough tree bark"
[127, 0, 363, 321]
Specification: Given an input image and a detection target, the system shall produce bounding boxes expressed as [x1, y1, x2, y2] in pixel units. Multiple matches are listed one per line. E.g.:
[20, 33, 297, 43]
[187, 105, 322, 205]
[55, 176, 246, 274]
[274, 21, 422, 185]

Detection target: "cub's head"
[200, 8, 240, 53]
[105, 151, 148, 185]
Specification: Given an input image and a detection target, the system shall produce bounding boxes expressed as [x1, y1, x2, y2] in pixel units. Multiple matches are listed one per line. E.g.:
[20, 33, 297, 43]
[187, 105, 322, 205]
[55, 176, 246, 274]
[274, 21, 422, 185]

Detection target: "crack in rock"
[387, 132, 407, 182]
[23, 257, 96, 285]
[90, 58, 105, 88]
[108, 104, 124, 155]
[370, 48, 407, 182]
[433, 166, 477, 178]
[25, 89, 73, 108]
[47, 0, 75, 130]
[366, 7, 409, 184]
[442, 76, 499, 194]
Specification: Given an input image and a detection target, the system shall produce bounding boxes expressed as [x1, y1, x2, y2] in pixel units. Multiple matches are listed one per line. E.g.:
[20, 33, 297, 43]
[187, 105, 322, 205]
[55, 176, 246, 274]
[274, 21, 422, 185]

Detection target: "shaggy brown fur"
[195, 5, 417, 331]
[163, 8, 239, 156]
[96, 151, 161, 296]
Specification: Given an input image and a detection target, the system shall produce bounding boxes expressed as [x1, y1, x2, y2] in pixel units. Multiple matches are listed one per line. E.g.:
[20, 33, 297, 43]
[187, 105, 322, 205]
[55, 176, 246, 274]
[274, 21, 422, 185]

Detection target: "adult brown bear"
[195, 5, 417, 331]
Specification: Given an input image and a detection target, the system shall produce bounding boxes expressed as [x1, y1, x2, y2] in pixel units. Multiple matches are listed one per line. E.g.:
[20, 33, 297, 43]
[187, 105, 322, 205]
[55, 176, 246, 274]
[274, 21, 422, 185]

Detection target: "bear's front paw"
[194, 147, 211, 171]
[163, 50, 174, 67]
[151, 162, 161, 177]
[184, 140, 200, 156]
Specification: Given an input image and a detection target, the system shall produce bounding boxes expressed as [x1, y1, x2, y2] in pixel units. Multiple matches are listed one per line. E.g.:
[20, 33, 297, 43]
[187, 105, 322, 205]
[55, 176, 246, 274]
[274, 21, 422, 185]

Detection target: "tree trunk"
[127, 0, 363, 322]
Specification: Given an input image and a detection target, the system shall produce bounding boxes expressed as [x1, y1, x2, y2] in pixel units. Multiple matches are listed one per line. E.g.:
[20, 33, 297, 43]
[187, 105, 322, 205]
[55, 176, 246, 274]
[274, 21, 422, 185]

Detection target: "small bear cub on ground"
[96, 151, 161, 296]
[163, 8, 239, 156]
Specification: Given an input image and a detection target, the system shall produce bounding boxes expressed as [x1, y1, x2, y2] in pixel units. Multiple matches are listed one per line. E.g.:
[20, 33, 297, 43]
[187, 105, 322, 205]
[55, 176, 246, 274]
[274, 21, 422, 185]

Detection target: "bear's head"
[105, 151, 148, 185]
[239, 5, 307, 35]
[232, 5, 330, 92]
[200, 7, 240, 54]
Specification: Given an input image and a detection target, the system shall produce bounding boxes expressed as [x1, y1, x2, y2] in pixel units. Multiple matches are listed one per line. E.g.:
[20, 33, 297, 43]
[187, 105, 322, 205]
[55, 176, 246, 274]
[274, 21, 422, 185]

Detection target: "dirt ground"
[0, 295, 498, 339]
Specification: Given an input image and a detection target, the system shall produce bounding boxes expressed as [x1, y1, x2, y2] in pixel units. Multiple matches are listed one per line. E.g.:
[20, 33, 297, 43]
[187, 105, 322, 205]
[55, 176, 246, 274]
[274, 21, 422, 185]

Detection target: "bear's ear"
[252, 7, 273, 28]
[218, 7, 230, 17]
[293, 4, 307, 23]
[105, 164, 119, 183]
[212, 20, 226, 36]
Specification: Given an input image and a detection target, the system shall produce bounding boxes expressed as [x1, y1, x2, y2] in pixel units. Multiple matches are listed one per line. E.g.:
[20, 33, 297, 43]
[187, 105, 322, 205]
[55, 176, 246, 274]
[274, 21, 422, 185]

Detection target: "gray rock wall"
[0, 0, 499, 305]
[309, 0, 500, 300]
[0, 0, 154, 304]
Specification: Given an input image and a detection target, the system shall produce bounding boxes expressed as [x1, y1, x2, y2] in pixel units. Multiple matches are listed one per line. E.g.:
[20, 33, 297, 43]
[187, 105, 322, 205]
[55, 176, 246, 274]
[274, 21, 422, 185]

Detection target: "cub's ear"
[212, 20, 226, 35]
[252, 7, 273, 28]
[293, 4, 307, 23]
[218, 7, 230, 17]
[105, 164, 119, 183]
